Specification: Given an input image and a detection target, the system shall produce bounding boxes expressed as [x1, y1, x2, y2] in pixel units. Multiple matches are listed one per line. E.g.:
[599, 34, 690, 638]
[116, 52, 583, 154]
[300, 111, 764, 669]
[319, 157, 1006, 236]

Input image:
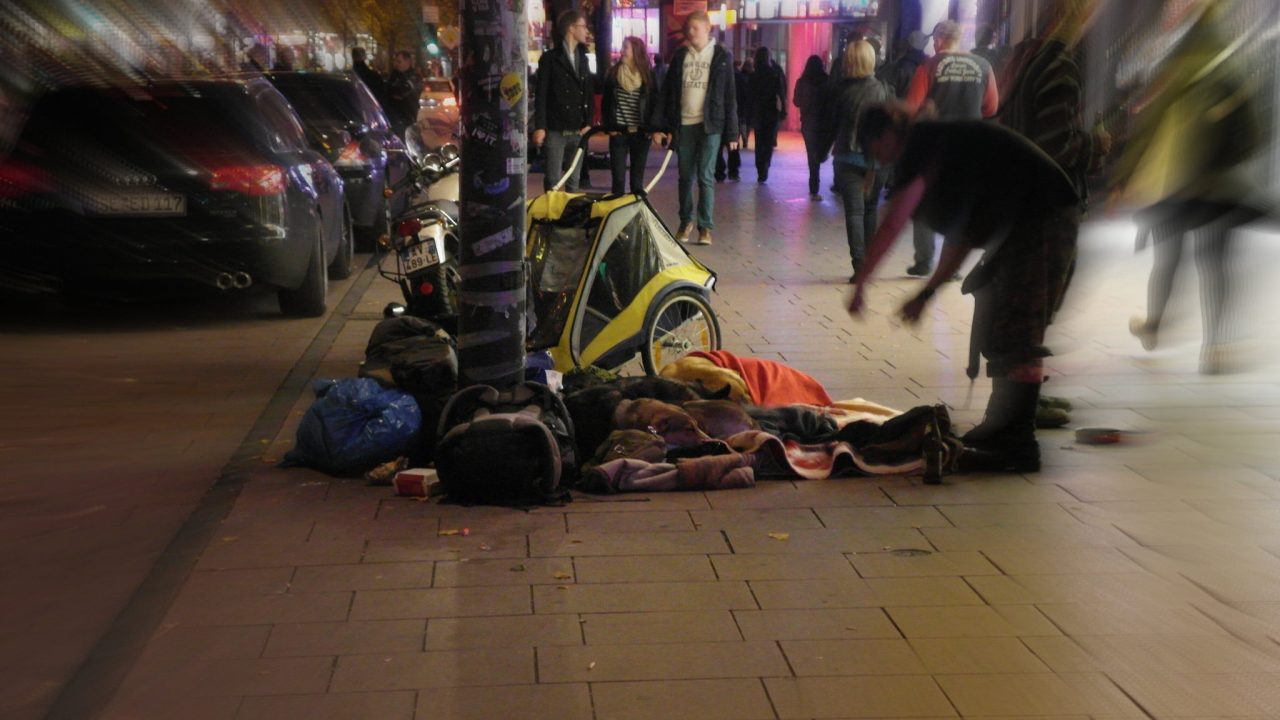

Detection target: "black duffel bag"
[435, 381, 577, 506]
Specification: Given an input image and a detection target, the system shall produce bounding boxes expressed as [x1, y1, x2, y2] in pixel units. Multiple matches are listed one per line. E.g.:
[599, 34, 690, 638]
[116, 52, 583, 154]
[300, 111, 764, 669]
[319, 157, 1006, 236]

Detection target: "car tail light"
[209, 165, 285, 196]
[397, 219, 422, 237]
[0, 162, 51, 198]
[334, 141, 368, 168]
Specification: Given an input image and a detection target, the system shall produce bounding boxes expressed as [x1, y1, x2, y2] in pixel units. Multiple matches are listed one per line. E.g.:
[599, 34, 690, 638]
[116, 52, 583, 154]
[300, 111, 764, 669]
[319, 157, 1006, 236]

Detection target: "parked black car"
[0, 78, 351, 316]
[266, 72, 410, 245]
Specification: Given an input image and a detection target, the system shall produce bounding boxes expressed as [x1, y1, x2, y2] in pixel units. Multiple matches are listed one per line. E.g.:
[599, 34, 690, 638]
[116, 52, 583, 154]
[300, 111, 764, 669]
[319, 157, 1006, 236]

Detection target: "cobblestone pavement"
[92, 133, 1280, 719]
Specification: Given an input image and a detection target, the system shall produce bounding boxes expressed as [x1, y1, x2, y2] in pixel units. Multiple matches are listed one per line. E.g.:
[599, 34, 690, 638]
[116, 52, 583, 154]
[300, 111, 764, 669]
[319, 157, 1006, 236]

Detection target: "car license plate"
[85, 192, 186, 217]
[401, 237, 441, 274]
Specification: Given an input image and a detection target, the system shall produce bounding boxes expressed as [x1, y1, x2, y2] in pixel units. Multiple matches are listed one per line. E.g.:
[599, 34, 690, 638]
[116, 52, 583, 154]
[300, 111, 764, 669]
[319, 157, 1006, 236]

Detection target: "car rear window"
[19, 87, 262, 156]
[425, 80, 453, 94]
[270, 76, 362, 126]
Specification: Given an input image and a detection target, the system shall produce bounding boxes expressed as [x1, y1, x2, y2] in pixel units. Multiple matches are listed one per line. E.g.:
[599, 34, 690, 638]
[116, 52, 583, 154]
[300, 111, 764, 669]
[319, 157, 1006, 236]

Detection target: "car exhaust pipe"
[214, 273, 235, 290]
[232, 271, 252, 289]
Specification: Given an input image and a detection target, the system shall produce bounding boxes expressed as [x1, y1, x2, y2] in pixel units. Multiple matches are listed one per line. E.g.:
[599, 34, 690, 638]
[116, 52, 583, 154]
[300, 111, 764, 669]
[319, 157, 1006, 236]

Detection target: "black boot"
[959, 379, 1041, 473]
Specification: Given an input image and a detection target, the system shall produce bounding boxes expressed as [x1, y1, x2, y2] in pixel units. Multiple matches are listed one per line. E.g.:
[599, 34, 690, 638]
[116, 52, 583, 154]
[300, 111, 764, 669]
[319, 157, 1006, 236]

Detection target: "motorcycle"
[379, 127, 461, 332]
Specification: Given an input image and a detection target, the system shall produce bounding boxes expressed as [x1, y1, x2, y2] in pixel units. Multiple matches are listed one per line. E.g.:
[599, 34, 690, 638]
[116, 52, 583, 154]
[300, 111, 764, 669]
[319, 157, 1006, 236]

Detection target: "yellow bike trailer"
[526, 137, 720, 374]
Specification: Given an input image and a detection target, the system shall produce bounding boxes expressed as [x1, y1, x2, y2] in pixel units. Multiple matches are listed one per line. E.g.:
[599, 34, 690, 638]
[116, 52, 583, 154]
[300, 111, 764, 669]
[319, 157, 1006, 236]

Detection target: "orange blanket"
[687, 350, 834, 408]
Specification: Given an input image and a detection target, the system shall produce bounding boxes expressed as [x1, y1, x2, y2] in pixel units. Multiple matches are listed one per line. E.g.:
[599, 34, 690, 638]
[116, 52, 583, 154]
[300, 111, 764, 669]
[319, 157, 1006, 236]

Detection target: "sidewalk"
[99, 133, 1280, 719]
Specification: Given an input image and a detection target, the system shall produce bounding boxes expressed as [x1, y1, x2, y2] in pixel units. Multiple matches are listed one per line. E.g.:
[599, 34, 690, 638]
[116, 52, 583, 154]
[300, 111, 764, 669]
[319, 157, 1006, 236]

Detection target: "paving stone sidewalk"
[100, 133, 1280, 719]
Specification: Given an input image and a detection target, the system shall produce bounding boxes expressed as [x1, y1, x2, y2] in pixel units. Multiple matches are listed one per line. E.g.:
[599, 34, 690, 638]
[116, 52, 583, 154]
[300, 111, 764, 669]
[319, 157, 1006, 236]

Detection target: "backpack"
[435, 381, 578, 505]
[359, 316, 458, 463]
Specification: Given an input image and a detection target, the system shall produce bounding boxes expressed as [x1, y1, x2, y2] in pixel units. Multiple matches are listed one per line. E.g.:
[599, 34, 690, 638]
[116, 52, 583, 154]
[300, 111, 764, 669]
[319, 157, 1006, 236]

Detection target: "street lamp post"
[456, 0, 529, 389]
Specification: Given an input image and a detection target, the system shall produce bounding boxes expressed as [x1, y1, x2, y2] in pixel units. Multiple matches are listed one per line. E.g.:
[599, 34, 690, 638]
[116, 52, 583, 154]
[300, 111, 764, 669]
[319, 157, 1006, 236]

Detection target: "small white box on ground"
[394, 467, 442, 497]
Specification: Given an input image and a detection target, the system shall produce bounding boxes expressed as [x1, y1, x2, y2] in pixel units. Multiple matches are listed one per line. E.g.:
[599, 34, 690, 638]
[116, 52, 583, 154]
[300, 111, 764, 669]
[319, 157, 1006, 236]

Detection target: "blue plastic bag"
[283, 378, 422, 475]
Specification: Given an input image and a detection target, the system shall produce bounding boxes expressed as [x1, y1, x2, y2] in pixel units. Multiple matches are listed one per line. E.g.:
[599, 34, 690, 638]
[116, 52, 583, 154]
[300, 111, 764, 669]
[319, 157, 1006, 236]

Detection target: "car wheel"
[328, 203, 355, 280]
[279, 225, 328, 317]
[355, 196, 390, 251]
[640, 290, 721, 376]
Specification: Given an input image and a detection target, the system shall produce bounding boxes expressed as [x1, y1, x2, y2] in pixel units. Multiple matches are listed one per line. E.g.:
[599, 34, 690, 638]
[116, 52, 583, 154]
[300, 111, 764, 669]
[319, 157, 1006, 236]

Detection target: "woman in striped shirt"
[602, 36, 658, 195]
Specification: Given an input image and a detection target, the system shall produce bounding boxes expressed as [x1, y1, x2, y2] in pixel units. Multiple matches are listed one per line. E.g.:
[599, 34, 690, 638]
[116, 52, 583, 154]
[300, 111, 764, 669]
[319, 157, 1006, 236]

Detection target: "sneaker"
[1034, 403, 1070, 429]
[695, 228, 713, 246]
[727, 174, 740, 183]
[809, 193, 822, 202]
[1040, 395, 1073, 412]
[675, 222, 695, 243]
[1129, 316, 1158, 351]
[905, 263, 931, 277]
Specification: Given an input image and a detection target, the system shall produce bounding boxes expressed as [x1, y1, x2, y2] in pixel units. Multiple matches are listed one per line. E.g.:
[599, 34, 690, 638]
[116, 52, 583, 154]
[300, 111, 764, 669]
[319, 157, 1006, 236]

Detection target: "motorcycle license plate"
[84, 192, 186, 217]
[401, 237, 441, 274]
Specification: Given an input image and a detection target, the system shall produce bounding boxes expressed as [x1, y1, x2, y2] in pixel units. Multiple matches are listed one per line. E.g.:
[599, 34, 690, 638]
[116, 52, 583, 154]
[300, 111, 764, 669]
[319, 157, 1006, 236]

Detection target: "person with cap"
[901, 19, 999, 277]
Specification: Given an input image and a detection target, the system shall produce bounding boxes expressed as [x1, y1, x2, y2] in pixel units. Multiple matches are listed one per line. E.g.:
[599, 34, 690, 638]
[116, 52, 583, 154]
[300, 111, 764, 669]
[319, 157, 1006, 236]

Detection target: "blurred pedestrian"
[738, 58, 755, 149]
[998, 0, 1109, 426]
[532, 10, 594, 192]
[351, 47, 386, 106]
[273, 46, 296, 72]
[1113, 0, 1264, 373]
[653, 53, 669, 90]
[902, 20, 999, 277]
[715, 59, 748, 182]
[882, 32, 927, 99]
[824, 40, 889, 281]
[971, 24, 1005, 72]
[850, 103, 1080, 473]
[242, 44, 270, 74]
[793, 54, 830, 200]
[747, 46, 787, 183]
[999, 0, 1106, 206]
[650, 10, 738, 246]
[386, 50, 424, 135]
[602, 36, 657, 195]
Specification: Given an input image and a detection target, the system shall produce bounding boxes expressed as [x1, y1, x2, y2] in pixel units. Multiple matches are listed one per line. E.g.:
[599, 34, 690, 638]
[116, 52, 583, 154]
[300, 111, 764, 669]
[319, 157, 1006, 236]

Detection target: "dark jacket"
[352, 60, 387, 105]
[651, 43, 738, 139]
[601, 65, 657, 132]
[735, 68, 752, 127]
[386, 68, 423, 129]
[823, 76, 890, 163]
[748, 62, 787, 130]
[534, 43, 594, 132]
[793, 72, 829, 135]
[881, 48, 925, 99]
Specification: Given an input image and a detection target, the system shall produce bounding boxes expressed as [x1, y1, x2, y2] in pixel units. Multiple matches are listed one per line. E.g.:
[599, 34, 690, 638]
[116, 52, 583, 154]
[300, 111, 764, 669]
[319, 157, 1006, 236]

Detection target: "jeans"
[542, 130, 582, 192]
[676, 124, 719, 230]
[609, 132, 650, 195]
[835, 161, 885, 271]
[803, 131, 825, 195]
[912, 220, 938, 269]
